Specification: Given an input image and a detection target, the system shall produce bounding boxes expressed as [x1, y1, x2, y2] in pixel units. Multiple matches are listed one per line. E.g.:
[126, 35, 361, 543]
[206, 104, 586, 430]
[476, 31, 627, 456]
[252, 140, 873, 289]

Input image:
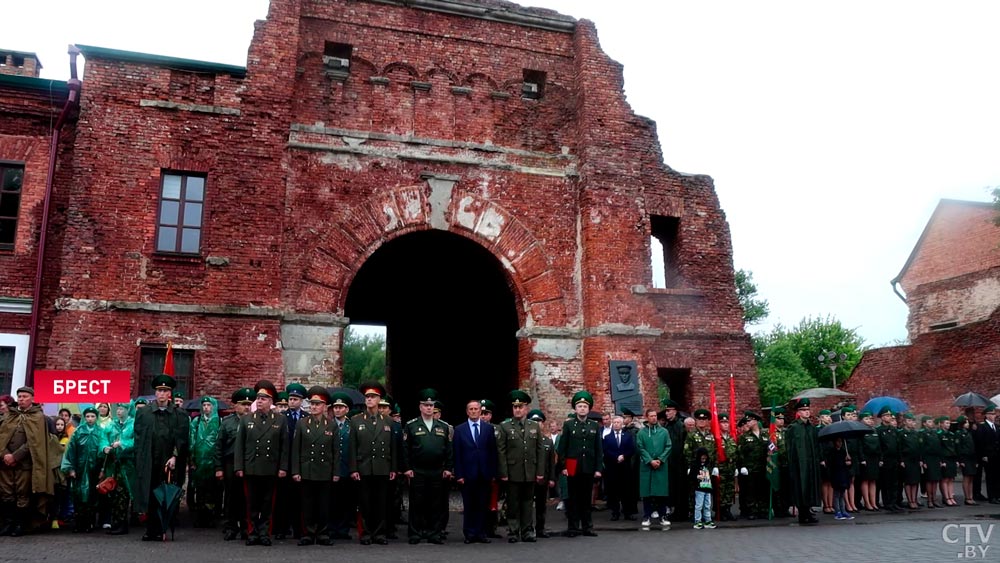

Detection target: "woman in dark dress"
[954, 416, 978, 505]
[859, 411, 881, 511]
[899, 414, 922, 509]
[920, 416, 944, 508]
[938, 417, 958, 506]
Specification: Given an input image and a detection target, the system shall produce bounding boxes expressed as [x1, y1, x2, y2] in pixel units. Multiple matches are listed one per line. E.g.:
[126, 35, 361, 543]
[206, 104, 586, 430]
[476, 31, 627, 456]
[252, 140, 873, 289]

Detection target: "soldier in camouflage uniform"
[736, 411, 768, 519]
[717, 414, 738, 521]
[685, 409, 717, 465]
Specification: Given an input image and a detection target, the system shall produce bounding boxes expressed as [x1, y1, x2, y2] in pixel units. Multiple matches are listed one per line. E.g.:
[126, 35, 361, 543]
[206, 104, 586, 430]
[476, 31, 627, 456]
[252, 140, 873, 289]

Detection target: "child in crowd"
[825, 437, 854, 520]
[688, 447, 717, 529]
[61, 407, 102, 532]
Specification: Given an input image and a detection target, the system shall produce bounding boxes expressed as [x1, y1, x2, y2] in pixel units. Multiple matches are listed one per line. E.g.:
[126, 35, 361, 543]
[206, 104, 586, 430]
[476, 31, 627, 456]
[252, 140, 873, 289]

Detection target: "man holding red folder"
[556, 391, 603, 537]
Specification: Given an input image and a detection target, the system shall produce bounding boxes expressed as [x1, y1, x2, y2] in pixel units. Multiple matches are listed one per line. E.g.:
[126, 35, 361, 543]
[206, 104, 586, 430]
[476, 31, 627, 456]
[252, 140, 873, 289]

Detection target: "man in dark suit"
[602, 415, 637, 520]
[349, 382, 398, 545]
[976, 405, 1000, 503]
[453, 398, 498, 543]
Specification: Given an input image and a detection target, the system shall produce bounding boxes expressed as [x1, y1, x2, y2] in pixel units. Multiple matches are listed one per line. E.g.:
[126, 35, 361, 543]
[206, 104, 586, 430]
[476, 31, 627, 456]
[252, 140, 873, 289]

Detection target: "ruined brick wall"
[844, 308, 1000, 415]
[3, 0, 757, 411]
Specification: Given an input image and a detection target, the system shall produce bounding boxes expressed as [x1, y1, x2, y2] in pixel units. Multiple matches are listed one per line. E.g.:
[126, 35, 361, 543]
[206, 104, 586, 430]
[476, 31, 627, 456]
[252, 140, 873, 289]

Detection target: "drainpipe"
[891, 279, 907, 305]
[26, 45, 81, 386]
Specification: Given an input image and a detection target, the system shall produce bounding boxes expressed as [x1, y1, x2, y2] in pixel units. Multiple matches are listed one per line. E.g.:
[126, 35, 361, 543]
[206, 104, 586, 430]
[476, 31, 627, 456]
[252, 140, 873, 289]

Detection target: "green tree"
[992, 186, 1000, 226]
[736, 269, 770, 325]
[755, 338, 818, 406]
[341, 326, 386, 389]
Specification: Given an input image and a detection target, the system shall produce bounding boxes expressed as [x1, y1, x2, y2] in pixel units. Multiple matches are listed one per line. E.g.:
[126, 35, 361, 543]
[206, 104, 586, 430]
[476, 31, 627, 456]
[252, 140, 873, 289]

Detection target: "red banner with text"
[34, 370, 132, 403]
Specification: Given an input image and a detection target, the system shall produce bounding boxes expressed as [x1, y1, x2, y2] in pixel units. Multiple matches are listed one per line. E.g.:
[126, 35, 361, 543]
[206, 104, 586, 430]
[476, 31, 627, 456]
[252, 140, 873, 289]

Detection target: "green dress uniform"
[532, 417, 557, 538]
[736, 428, 768, 519]
[402, 416, 453, 543]
[955, 426, 978, 477]
[234, 408, 290, 543]
[940, 425, 957, 479]
[556, 406, 604, 536]
[900, 427, 922, 485]
[215, 407, 246, 540]
[920, 427, 945, 482]
[784, 415, 821, 523]
[718, 432, 738, 519]
[291, 412, 339, 544]
[860, 430, 881, 481]
[877, 419, 902, 510]
[497, 416, 546, 541]
[349, 410, 399, 544]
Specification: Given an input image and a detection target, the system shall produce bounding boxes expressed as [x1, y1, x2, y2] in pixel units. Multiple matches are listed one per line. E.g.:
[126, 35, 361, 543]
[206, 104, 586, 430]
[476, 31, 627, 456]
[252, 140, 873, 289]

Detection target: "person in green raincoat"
[188, 395, 220, 527]
[784, 398, 820, 525]
[61, 407, 102, 532]
[99, 402, 135, 534]
[636, 408, 671, 528]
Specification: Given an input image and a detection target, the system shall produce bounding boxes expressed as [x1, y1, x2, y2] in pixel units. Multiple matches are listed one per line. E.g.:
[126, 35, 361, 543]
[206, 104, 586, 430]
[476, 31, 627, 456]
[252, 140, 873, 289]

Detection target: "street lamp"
[818, 349, 848, 388]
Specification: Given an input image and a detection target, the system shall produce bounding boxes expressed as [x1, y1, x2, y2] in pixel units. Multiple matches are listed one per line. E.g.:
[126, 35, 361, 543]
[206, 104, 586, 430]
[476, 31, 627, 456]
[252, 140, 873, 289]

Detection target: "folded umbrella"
[152, 470, 184, 541]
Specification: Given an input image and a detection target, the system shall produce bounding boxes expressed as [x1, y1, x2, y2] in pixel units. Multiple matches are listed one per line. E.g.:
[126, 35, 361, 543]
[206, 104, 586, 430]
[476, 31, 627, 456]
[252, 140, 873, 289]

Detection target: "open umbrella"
[792, 387, 854, 400]
[327, 387, 365, 407]
[183, 398, 231, 411]
[861, 396, 909, 415]
[817, 420, 874, 441]
[953, 392, 994, 408]
[152, 470, 184, 541]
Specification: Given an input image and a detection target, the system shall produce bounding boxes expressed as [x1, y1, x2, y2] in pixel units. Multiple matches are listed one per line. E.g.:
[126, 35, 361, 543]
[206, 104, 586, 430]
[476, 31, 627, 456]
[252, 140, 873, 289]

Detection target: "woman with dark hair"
[954, 416, 978, 505]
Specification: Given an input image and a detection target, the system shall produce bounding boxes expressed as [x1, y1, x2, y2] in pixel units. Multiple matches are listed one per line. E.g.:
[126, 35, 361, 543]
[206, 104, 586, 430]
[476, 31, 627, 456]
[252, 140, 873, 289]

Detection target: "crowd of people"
[0, 378, 996, 545]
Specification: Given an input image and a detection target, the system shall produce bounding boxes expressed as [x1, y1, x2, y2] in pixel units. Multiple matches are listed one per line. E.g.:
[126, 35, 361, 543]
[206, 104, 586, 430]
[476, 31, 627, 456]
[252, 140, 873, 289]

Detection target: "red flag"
[163, 341, 175, 376]
[710, 383, 725, 462]
[729, 374, 738, 437]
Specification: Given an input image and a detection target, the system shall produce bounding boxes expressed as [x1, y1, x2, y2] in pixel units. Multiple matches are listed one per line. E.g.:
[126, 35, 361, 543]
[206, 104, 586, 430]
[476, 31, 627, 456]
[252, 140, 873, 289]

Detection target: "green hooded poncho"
[61, 418, 103, 505]
[99, 402, 136, 498]
[189, 397, 220, 483]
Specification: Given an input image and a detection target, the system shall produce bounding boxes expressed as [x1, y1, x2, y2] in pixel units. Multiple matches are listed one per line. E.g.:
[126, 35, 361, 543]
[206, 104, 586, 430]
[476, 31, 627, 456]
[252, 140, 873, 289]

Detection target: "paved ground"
[3, 502, 998, 562]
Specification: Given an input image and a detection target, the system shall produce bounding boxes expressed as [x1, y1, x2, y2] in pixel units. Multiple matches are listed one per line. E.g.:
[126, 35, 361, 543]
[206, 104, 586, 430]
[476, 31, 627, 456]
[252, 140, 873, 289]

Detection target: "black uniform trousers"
[408, 470, 446, 541]
[506, 481, 535, 539]
[273, 477, 302, 537]
[221, 460, 245, 535]
[878, 458, 899, 508]
[144, 468, 169, 537]
[329, 479, 357, 538]
[533, 483, 548, 535]
[244, 475, 276, 539]
[358, 475, 389, 541]
[301, 480, 331, 540]
[565, 474, 595, 532]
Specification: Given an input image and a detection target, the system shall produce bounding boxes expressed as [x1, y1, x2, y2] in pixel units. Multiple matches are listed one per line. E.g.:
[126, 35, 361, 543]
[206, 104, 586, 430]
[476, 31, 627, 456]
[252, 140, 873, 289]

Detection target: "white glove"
[686, 468, 691, 475]
[740, 467, 748, 476]
[735, 469, 740, 477]
[711, 467, 719, 477]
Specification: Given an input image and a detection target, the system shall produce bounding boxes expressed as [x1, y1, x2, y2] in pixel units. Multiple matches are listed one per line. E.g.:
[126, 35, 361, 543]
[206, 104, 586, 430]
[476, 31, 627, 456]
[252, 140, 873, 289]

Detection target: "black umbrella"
[183, 398, 231, 411]
[953, 392, 993, 408]
[152, 470, 184, 541]
[817, 420, 874, 441]
[327, 387, 365, 407]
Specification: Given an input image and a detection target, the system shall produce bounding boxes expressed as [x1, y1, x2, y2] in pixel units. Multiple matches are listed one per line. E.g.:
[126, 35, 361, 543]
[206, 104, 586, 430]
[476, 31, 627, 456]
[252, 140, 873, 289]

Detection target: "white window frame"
[0, 333, 29, 395]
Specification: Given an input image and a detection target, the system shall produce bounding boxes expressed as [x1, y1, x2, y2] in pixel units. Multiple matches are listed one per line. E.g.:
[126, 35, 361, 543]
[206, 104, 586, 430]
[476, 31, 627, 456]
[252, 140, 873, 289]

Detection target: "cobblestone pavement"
[2, 502, 998, 562]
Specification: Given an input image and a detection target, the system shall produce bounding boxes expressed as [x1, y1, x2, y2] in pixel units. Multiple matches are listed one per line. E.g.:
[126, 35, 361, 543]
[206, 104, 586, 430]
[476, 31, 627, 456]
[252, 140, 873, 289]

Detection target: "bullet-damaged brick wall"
[3, 0, 758, 411]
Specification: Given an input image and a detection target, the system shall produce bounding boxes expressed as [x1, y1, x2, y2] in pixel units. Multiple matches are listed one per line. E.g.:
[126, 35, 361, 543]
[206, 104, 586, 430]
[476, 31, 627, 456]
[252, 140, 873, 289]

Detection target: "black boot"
[7, 508, 26, 537]
[721, 506, 734, 521]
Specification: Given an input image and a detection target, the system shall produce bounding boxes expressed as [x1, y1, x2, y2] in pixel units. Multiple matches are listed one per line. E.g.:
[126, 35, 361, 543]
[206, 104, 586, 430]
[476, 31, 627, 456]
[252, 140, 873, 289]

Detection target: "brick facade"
[0, 0, 756, 418]
[844, 200, 1000, 414]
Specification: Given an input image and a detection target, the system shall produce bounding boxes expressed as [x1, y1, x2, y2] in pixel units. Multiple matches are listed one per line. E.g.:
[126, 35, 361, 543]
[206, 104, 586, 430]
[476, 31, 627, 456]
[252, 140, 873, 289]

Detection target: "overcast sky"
[11, 0, 999, 347]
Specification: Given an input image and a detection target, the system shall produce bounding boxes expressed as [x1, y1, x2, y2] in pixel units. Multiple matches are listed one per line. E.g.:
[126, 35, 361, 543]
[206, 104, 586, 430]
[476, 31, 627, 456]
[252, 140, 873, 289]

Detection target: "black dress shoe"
[565, 530, 579, 537]
[298, 537, 314, 546]
[386, 533, 398, 540]
[537, 532, 550, 538]
[464, 538, 474, 544]
[274, 533, 286, 540]
[624, 515, 637, 521]
[223, 529, 237, 541]
[583, 530, 598, 537]
[429, 537, 445, 545]
[143, 533, 162, 542]
[610, 514, 620, 521]
[316, 538, 332, 546]
[800, 516, 819, 525]
[108, 526, 129, 535]
[374, 538, 389, 545]
[359, 539, 372, 545]
[522, 536, 536, 543]
[259, 537, 272, 546]
[477, 537, 491, 543]
[409, 538, 421, 544]
[508, 537, 519, 543]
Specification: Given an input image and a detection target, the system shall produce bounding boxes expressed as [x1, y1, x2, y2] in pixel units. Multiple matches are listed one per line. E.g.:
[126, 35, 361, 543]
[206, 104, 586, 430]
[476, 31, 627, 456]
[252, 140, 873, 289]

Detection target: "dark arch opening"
[344, 230, 519, 424]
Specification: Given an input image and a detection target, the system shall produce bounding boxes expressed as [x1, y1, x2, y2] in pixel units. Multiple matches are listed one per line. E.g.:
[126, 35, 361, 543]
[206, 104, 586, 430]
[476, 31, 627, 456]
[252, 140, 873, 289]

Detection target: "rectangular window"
[138, 346, 195, 399]
[650, 215, 680, 288]
[0, 164, 24, 250]
[156, 172, 205, 254]
[0, 346, 14, 397]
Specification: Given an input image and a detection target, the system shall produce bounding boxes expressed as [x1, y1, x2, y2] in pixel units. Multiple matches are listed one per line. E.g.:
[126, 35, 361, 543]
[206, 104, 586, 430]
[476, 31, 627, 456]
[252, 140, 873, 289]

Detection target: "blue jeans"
[694, 490, 713, 523]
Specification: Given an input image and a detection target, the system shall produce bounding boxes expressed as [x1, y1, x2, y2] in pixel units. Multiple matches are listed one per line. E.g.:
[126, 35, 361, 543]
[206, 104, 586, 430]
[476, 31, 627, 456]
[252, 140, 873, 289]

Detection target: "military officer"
[877, 406, 903, 512]
[349, 381, 399, 545]
[215, 387, 253, 541]
[528, 409, 557, 538]
[234, 380, 290, 546]
[401, 388, 453, 544]
[717, 413, 738, 521]
[328, 392, 355, 540]
[661, 399, 687, 521]
[291, 386, 339, 546]
[496, 390, 546, 543]
[556, 391, 604, 537]
[380, 395, 405, 539]
[736, 411, 768, 519]
[685, 409, 717, 464]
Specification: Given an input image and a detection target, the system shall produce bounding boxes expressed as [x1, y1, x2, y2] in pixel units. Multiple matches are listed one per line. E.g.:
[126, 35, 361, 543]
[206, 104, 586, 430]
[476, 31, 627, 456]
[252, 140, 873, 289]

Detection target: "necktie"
[616, 431, 621, 446]
[473, 422, 479, 444]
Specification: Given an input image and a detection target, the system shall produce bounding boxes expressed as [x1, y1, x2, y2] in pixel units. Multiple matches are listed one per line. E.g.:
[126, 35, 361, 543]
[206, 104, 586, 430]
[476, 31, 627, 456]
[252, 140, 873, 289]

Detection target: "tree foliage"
[735, 269, 770, 325]
[753, 316, 867, 405]
[341, 326, 386, 389]
[992, 186, 1000, 227]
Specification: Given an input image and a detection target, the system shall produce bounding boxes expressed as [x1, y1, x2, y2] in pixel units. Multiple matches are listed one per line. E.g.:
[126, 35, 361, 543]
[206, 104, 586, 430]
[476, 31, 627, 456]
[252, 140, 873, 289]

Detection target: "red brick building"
[844, 200, 1000, 414]
[0, 0, 756, 419]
